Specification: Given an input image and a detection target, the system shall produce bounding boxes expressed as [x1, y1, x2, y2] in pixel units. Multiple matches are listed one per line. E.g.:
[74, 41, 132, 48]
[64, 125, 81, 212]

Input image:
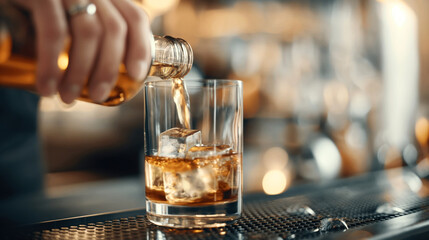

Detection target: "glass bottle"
[0, 4, 193, 106]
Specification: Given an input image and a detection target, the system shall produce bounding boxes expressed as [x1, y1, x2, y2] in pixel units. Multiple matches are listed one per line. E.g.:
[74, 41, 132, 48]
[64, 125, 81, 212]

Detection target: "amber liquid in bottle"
[0, 53, 146, 106]
[0, 5, 192, 106]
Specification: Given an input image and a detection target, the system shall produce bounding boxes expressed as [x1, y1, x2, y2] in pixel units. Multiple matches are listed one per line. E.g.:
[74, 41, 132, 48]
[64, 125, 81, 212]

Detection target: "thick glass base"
[146, 200, 241, 228]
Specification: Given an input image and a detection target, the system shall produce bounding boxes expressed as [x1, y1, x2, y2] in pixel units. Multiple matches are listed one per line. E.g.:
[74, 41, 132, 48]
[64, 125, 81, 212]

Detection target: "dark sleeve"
[0, 88, 44, 198]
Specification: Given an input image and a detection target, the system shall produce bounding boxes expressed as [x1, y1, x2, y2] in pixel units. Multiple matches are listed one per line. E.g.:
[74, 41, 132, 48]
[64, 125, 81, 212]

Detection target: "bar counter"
[2, 168, 429, 239]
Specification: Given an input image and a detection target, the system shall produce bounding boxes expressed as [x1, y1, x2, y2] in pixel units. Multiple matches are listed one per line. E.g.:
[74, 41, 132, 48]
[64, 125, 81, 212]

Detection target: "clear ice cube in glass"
[164, 166, 217, 203]
[157, 128, 201, 158]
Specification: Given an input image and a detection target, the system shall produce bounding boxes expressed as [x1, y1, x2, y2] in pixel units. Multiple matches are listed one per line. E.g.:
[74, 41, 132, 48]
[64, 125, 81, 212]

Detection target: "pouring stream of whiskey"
[171, 78, 191, 129]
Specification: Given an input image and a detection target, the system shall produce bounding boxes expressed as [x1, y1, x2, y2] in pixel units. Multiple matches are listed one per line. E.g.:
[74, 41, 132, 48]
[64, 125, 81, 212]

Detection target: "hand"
[13, 0, 152, 104]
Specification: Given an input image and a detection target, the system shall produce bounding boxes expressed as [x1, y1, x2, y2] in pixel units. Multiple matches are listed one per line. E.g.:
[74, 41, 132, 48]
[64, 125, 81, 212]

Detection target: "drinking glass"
[144, 79, 243, 228]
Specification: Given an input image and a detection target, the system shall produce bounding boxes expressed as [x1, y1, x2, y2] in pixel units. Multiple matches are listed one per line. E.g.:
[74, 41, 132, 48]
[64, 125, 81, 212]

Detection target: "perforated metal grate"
[7, 173, 429, 240]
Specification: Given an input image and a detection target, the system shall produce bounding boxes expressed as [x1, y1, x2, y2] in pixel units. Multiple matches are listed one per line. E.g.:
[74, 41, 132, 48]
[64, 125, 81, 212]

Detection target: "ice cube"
[186, 144, 235, 185]
[164, 166, 217, 203]
[319, 218, 349, 232]
[145, 162, 164, 191]
[186, 145, 233, 159]
[186, 144, 238, 190]
[161, 144, 238, 203]
[285, 204, 316, 216]
[375, 203, 405, 215]
[157, 128, 201, 158]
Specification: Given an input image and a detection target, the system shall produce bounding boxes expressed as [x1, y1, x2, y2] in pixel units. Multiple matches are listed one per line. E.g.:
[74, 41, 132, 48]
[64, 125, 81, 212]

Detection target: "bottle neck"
[150, 35, 193, 79]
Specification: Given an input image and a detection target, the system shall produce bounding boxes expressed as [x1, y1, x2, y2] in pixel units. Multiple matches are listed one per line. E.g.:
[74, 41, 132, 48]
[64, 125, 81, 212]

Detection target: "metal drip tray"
[5, 168, 429, 239]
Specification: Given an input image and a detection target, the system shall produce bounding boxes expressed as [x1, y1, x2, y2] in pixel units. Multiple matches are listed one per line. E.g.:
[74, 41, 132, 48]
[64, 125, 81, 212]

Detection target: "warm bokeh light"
[323, 81, 349, 114]
[163, 1, 198, 46]
[197, 9, 247, 38]
[390, 1, 408, 27]
[262, 147, 289, 170]
[142, 0, 179, 17]
[385, 168, 423, 194]
[384, 146, 402, 169]
[57, 53, 69, 70]
[0, 32, 11, 63]
[377, 0, 410, 27]
[415, 117, 429, 147]
[262, 170, 287, 195]
[230, 73, 261, 119]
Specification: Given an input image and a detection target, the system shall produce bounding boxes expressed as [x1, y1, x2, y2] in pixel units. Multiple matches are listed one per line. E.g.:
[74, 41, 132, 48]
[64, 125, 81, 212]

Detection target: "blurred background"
[39, 0, 429, 197]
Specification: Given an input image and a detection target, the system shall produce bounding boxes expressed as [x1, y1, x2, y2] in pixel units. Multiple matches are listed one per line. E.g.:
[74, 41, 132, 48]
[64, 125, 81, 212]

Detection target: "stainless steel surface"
[3, 168, 429, 239]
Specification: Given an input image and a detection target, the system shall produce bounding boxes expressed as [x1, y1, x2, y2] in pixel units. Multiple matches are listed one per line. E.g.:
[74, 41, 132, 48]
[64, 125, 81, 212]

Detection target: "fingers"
[32, 0, 68, 96]
[59, 0, 101, 104]
[87, 0, 127, 103]
[15, 0, 151, 104]
[111, 0, 152, 81]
